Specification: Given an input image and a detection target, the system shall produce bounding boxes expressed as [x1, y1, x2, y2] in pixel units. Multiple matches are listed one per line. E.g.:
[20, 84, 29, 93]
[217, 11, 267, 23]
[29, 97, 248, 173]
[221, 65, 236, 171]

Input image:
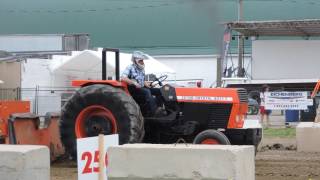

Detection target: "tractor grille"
[207, 104, 232, 129]
[237, 88, 248, 103]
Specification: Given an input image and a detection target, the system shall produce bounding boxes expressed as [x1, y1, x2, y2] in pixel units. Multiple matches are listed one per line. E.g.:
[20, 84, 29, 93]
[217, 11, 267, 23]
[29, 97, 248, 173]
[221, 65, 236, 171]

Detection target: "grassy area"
[263, 128, 296, 138]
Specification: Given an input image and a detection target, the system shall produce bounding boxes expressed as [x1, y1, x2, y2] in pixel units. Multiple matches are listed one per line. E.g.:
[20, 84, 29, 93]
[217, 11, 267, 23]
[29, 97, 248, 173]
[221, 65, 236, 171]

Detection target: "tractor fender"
[72, 80, 130, 93]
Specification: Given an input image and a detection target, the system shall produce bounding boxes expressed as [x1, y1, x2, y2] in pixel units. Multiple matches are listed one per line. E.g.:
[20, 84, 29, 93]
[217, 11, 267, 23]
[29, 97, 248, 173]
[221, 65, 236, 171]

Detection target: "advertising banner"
[265, 91, 312, 110]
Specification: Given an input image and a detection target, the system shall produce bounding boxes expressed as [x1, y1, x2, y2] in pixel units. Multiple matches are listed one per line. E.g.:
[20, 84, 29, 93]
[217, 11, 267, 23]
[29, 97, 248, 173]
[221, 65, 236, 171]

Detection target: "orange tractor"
[60, 48, 262, 159]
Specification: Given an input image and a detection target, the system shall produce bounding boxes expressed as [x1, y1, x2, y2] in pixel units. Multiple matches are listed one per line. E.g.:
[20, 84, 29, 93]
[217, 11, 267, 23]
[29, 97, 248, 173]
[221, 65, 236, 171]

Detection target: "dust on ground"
[51, 137, 320, 180]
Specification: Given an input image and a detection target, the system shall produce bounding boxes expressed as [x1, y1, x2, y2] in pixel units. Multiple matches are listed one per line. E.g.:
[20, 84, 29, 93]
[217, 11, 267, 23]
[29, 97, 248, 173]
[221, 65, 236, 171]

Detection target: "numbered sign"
[77, 134, 119, 180]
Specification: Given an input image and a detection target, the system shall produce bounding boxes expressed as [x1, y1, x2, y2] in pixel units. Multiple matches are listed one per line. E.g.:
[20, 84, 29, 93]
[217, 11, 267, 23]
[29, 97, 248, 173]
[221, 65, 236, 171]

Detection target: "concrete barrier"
[297, 122, 320, 152]
[0, 145, 50, 180]
[108, 144, 254, 180]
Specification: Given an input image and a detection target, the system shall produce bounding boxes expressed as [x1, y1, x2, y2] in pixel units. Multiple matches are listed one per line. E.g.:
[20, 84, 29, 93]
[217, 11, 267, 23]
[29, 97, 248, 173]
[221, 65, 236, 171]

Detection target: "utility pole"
[216, 56, 222, 87]
[237, 0, 244, 77]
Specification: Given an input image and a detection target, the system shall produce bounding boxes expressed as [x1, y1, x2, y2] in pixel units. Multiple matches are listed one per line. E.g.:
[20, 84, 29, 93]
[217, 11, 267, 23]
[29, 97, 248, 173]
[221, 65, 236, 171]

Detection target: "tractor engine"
[143, 84, 259, 146]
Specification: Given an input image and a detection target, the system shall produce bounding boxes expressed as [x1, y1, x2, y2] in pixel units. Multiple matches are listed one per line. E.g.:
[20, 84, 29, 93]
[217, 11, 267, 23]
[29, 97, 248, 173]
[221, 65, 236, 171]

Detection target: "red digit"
[81, 151, 92, 174]
[93, 151, 99, 172]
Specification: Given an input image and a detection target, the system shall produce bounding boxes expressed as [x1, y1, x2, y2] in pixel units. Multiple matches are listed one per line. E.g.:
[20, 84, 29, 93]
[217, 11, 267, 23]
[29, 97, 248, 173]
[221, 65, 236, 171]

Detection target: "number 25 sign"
[77, 134, 119, 180]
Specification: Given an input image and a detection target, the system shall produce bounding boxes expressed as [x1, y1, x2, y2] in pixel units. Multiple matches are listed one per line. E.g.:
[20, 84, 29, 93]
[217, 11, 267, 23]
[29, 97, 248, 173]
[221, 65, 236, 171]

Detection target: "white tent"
[49, 49, 175, 80]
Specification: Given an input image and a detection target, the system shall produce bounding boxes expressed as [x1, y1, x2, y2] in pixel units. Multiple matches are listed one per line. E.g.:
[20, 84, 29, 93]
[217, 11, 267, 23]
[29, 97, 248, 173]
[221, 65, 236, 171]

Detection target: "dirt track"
[256, 151, 320, 180]
[51, 137, 320, 180]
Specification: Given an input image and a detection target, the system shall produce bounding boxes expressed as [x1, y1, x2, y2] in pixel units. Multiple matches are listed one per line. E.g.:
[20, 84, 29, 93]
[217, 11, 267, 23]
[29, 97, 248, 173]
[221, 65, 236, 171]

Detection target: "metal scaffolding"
[219, 19, 320, 84]
[226, 19, 320, 37]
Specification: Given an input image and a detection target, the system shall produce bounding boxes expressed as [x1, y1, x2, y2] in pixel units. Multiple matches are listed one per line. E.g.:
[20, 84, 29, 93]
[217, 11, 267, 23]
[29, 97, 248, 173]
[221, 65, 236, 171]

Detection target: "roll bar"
[102, 48, 120, 81]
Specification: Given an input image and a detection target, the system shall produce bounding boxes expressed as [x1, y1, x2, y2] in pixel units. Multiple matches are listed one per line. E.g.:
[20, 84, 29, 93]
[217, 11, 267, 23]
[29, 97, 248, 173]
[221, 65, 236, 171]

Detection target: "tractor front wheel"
[193, 129, 231, 145]
[60, 84, 144, 159]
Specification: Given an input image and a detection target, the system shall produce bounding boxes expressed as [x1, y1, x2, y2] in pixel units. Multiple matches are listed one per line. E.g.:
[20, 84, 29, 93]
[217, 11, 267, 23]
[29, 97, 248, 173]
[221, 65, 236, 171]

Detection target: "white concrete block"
[108, 144, 254, 180]
[297, 122, 320, 152]
[0, 145, 50, 180]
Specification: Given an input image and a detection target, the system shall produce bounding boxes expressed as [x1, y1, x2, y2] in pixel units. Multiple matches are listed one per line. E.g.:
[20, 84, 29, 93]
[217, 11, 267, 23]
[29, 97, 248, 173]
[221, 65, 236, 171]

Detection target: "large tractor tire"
[193, 129, 231, 145]
[60, 84, 144, 159]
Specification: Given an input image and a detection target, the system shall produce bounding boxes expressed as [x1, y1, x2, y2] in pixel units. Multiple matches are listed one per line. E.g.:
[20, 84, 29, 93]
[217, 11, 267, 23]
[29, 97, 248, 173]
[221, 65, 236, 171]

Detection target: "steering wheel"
[150, 75, 168, 87]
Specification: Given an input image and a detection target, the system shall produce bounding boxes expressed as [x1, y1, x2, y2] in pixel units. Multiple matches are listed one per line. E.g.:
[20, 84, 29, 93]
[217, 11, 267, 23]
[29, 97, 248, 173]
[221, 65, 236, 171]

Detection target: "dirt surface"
[51, 137, 320, 180]
[51, 160, 77, 180]
[256, 151, 320, 180]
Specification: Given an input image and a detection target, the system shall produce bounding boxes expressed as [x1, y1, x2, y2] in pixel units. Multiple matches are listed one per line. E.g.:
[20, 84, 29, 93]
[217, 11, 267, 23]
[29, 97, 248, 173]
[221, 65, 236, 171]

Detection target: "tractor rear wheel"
[193, 129, 231, 145]
[60, 84, 144, 159]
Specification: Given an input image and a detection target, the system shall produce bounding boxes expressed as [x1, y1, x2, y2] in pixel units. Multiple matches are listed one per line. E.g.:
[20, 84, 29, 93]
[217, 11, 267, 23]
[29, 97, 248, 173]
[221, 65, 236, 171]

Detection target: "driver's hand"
[135, 83, 142, 88]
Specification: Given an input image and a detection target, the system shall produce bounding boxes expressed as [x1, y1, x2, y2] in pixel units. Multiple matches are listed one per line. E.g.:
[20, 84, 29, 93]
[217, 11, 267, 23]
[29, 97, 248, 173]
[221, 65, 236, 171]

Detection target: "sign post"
[77, 134, 119, 180]
[98, 134, 105, 180]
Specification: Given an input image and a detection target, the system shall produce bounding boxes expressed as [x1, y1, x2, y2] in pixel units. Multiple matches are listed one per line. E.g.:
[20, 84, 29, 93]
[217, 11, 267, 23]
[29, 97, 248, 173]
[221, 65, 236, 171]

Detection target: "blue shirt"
[121, 64, 145, 87]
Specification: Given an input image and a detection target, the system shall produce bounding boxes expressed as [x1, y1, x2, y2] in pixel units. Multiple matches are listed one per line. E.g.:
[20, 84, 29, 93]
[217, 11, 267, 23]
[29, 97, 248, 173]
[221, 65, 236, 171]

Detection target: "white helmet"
[132, 51, 148, 70]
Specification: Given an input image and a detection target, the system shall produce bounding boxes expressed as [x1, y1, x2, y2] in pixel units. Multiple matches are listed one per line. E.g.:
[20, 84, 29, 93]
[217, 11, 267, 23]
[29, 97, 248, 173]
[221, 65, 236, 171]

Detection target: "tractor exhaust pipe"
[102, 48, 120, 81]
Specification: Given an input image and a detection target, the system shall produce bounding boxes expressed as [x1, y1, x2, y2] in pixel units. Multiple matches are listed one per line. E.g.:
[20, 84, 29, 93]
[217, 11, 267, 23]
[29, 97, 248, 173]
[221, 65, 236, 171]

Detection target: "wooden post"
[98, 134, 105, 180]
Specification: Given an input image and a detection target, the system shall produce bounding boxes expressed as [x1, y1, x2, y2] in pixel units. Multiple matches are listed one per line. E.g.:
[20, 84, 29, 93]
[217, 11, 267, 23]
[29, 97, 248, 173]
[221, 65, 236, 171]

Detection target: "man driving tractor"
[121, 51, 163, 117]
[60, 48, 262, 160]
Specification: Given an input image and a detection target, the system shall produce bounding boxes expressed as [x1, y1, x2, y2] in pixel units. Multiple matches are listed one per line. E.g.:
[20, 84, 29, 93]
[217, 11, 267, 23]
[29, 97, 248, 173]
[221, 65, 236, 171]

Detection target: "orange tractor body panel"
[311, 80, 320, 99]
[175, 87, 246, 129]
[72, 80, 129, 93]
[72, 79, 126, 87]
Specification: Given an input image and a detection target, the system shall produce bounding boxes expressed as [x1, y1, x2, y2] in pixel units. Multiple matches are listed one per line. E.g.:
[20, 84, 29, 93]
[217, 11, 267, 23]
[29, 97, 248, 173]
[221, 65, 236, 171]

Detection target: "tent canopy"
[49, 49, 175, 80]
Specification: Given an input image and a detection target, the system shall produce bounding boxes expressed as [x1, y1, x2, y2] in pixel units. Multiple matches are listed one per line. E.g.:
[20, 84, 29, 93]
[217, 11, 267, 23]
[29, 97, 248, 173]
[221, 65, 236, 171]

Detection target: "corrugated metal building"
[1, 0, 320, 55]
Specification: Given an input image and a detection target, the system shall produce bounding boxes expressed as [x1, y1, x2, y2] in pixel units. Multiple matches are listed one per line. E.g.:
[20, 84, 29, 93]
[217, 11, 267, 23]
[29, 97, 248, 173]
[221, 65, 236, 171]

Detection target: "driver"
[121, 51, 162, 117]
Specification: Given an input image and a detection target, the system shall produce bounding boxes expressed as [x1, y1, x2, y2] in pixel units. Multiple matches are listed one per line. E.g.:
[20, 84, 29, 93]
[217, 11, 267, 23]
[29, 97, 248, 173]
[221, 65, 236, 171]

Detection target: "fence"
[0, 86, 77, 115]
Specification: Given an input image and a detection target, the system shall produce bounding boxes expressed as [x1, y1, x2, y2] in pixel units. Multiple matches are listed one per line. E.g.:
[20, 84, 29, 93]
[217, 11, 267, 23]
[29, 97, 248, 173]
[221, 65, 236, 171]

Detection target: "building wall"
[155, 55, 253, 88]
[0, 61, 20, 88]
[0, 35, 63, 52]
[252, 40, 320, 80]
[155, 55, 218, 87]
[1, 1, 319, 55]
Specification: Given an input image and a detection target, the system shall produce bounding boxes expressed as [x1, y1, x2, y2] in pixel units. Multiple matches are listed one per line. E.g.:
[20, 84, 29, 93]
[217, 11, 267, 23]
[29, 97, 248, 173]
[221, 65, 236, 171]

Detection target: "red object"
[72, 80, 130, 94]
[0, 101, 30, 138]
[260, 106, 271, 115]
[201, 139, 219, 145]
[311, 80, 320, 98]
[0, 101, 64, 160]
[260, 106, 266, 114]
[174, 87, 247, 129]
[80, 150, 109, 174]
[75, 105, 118, 138]
[8, 113, 65, 161]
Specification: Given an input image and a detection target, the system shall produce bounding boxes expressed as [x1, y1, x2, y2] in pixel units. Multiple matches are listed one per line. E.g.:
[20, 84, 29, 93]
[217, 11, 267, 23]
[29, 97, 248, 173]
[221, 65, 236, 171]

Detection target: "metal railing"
[0, 86, 77, 115]
[0, 88, 21, 100]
